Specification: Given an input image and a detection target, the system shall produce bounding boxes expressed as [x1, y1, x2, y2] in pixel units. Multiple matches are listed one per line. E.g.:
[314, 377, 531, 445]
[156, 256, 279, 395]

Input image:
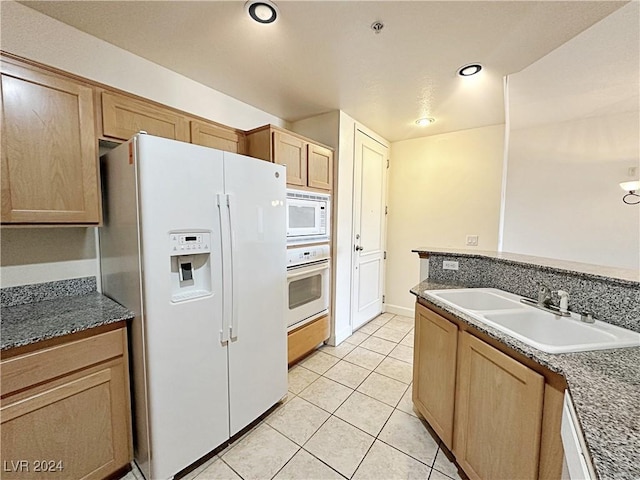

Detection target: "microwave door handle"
[287, 264, 329, 278]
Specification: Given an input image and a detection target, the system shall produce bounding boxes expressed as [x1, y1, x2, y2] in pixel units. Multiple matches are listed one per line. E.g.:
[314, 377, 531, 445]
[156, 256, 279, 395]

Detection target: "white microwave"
[286, 189, 330, 242]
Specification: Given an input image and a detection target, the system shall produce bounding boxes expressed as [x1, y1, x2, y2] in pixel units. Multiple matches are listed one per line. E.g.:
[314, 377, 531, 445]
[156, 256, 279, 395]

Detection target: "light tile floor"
[120, 313, 466, 480]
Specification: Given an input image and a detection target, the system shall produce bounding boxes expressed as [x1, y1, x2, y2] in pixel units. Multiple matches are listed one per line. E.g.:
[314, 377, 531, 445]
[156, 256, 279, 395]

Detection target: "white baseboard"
[384, 304, 414, 317]
[328, 325, 353, 347]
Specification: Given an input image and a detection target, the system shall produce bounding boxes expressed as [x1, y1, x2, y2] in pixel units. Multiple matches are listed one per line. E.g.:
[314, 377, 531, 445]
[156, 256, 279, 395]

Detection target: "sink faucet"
[520, 283, 571, 317]
[537, 284, 552, 306]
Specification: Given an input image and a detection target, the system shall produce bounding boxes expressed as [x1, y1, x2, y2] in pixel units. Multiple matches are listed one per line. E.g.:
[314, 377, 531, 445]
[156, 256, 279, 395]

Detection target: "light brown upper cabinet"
[273, 130, 307, 187]
[307, 143, 333, 190]
[412, 302, 458, 449]
[190, 120, 246, 154]
[1, 58, 101, 224]
[101, 91, 190, 142]
[245, 125, 333, 192]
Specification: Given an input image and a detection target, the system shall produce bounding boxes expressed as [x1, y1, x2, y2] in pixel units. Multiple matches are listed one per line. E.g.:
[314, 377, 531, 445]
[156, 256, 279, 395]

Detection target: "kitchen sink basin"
[482, 310, 639, 353]
[424, 288, 640, 354]
[430, 289, 524, 311]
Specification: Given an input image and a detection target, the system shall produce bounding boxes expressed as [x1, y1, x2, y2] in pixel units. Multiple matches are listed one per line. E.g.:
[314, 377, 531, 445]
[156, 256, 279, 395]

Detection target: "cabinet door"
[307, 143, 333, 191]
[413, 303, 458, 449]
[273, 131, 306, 187]
[190, 120, 245, 154]
[454, 331, 544, 480]
[102, 91, 189, 142]
[1, 61, 100, 224]
[1, 361, 130, 480]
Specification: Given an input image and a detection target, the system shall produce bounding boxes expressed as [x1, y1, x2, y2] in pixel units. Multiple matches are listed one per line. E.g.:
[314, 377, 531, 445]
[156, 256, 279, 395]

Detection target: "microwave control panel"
[169, 232, 211, 256]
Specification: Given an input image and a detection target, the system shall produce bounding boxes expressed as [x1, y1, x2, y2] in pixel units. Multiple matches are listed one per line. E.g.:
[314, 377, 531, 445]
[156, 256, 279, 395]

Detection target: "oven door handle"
[287, 263, 329, 279]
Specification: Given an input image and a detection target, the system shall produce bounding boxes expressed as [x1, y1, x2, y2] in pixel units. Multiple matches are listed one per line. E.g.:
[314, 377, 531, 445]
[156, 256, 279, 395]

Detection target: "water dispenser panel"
[169, 231, 213, 303]
[170, 232, 211, 256]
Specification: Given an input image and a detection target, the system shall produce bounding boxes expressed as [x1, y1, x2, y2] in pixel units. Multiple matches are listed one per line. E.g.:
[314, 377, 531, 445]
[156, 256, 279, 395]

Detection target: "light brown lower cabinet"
[413, 301, 564, 480]
[0, 326, 132, 480]
[287, 315, 330, 365]
[454, 331, 544, 480]
[413, 303, 457, 448]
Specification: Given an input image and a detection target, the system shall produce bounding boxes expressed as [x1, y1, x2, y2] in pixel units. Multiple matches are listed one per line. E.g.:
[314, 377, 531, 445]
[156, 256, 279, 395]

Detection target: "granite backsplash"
[1, 276, 97, 307]
[423, 253, 639, 333]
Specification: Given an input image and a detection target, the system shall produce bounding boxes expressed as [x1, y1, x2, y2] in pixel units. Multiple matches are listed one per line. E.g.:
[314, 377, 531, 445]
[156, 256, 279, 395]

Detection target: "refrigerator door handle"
[218, 193, 231, 344]
[227, 194, 239, 340]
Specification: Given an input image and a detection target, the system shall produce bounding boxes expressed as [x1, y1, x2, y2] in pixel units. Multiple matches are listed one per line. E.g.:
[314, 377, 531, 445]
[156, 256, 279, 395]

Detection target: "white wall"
[502, 2, 640, 270]
[1, 229, 98, 287]
[385, 125, 505, 313]
[0, 2, 284, 288]
[502, 112, 639, 269]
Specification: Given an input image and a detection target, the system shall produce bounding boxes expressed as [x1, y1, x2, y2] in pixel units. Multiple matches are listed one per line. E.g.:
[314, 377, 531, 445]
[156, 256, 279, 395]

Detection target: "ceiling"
[19, 1, 626, 142]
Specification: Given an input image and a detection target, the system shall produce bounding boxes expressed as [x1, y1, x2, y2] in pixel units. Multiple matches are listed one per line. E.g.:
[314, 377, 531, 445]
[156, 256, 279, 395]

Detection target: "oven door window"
[289, 274, 322, 310]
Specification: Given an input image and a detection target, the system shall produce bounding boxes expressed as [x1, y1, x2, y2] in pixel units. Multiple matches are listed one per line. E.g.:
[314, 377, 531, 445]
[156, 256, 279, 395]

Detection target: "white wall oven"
[286, 189, 330, 244]
[286, 244, 330, 331]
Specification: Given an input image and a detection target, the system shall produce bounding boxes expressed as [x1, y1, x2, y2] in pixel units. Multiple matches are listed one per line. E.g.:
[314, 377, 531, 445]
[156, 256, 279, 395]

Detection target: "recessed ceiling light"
[457, 63, 483, 77]
[245, 0, 279, 24]
[416, 118, 435, 126]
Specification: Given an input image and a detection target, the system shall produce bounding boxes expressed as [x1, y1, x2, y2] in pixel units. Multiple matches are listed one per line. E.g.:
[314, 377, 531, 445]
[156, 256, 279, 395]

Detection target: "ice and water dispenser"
[169, 232, 212, 302]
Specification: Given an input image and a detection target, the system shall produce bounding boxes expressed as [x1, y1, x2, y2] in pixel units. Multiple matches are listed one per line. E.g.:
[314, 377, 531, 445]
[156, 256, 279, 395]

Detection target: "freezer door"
[135, 135, 229, 479]
[223, 152, 288, 435]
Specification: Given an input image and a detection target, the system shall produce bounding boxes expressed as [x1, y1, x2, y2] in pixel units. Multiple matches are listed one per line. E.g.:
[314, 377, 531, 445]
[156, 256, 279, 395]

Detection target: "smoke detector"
[371, 21, 384, 34]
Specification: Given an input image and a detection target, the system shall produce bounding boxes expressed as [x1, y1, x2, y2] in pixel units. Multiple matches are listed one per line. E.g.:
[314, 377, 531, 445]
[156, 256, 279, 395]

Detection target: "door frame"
[350, 125, 389, 333]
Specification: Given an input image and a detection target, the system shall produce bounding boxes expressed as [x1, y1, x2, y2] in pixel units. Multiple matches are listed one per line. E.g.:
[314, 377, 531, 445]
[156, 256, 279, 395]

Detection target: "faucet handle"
[537, 284, 552, 304]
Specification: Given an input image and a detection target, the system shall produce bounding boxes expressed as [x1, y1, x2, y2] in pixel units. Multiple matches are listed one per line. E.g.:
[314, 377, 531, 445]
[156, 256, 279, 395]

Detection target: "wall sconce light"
[619, 180, 640, 205]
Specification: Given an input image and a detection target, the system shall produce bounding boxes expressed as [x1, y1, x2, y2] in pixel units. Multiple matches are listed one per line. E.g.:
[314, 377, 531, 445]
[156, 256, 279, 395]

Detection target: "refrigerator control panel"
[170, 232, 211, 256]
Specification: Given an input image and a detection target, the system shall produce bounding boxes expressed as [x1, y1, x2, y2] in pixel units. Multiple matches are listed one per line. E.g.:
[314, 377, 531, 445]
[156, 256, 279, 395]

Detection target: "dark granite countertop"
[411, 280, 640, 480]
[1, 293, 134, 351]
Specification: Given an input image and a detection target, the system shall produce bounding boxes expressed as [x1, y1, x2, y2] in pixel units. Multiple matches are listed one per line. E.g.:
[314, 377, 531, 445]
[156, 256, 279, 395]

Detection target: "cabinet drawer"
[102, 91, 189, 142]
[1, 329, 125, 397]
[288, 315, 330, 365]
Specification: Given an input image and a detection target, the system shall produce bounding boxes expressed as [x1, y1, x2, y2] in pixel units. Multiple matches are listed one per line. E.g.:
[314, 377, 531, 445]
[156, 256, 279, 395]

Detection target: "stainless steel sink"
[424, 288, 640, 354]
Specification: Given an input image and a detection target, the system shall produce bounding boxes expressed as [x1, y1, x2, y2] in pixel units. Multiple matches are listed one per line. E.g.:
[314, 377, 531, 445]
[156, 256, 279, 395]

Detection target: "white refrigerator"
[99, 134, 287, 480]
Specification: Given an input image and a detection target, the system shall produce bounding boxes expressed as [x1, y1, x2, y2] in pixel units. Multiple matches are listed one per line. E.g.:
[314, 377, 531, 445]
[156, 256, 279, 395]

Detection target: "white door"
[134, 135, 230, 479]
[223, 152, 288, 436]
[352, 130, 388, 331]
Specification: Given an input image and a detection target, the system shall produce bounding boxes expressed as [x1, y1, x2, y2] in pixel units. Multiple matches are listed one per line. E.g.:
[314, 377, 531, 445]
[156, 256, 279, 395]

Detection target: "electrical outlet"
[466, 235, 479, 246]
[628, 166, 638, 177]
[443, 260, 459, 270]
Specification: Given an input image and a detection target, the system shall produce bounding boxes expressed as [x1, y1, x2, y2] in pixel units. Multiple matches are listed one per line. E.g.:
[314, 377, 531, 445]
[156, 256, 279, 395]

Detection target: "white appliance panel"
[135, 135, 229, 478]
[99, 142, 152, 477]
[223, 152, 288, 435]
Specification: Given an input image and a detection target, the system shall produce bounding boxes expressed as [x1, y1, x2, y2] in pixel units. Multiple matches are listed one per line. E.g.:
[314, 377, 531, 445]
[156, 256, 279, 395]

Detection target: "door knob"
[355, 245, 364, 251]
